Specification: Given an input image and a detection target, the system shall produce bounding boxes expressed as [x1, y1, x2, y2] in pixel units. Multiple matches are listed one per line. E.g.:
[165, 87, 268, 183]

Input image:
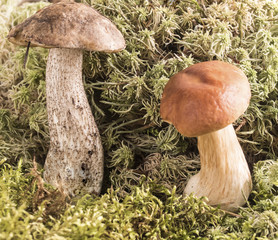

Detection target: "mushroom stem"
[184, 124, 252, 211]
[43, 48, 103, 196]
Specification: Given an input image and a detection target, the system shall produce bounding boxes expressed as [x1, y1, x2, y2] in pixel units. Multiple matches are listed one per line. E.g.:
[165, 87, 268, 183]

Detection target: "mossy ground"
[0, 0, 278, 239]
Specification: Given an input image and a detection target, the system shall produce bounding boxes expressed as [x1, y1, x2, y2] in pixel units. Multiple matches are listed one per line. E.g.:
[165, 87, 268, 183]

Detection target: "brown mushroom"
[160, 61, 252, 211]
[8, 1, 125, 196]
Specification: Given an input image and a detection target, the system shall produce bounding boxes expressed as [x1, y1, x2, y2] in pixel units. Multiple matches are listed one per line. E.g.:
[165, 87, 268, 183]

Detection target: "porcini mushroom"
[160, 61, 252, 211]
[8, 2, 125, 196]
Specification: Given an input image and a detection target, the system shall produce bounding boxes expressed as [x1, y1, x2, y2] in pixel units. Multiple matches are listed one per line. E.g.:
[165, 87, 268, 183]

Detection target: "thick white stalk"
[44, 48, 103, 196]
[184, 124, 252, 211]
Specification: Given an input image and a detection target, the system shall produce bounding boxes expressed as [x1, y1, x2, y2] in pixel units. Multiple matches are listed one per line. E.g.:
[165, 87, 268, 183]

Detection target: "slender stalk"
[184, 124, 252, 211]
[43, 48, 103, 196]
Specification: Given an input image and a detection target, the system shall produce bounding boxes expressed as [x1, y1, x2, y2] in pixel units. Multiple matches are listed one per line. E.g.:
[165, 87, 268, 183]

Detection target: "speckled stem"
[44, 48, 103, 196]
[184, 124, 252, 212]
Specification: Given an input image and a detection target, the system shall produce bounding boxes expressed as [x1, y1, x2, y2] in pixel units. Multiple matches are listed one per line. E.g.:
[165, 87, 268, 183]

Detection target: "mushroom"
[160, 61, 252, 211]
[8, 2, 125, 196]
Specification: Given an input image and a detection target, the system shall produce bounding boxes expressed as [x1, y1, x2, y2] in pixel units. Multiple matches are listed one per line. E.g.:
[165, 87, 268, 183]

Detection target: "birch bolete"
[8, 2, 125, 196]
[160, 61, 252, 211]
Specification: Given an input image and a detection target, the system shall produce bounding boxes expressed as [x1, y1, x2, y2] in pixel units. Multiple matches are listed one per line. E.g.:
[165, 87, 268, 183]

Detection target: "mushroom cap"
[160, 61, 251, 137]
[8, 2, 125, 52]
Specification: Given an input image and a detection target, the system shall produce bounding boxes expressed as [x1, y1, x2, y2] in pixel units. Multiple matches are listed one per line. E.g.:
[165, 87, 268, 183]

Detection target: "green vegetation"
[0, 159, 277, 239]
[0, 0, 277, 239]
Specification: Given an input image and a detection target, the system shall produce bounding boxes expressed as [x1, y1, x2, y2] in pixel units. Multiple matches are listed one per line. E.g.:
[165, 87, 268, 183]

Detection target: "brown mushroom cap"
[160, 61, 251, 137]
[8, 2, 125, 52]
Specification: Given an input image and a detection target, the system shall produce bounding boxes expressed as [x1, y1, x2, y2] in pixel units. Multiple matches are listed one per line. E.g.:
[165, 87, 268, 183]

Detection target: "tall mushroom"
[160, 61, 252, 211]
[8, 2, 125, 196]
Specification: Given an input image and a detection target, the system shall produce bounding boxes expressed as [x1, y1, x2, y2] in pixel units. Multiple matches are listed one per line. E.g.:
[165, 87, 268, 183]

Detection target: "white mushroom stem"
[43, 48, 103, 196]
[184, 124, 252, 211]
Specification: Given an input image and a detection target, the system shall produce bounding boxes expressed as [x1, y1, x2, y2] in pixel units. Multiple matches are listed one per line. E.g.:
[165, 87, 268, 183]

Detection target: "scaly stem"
[184, 124, 252, 211]
[44, 48, 103, 196]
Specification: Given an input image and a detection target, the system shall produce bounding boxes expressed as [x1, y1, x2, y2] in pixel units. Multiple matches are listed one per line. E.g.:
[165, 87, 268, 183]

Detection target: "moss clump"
[0, 161, 46, 240]
[0, 0, 49, 164]
[0, 160, 277, 239]
[0, 0, 278, 238]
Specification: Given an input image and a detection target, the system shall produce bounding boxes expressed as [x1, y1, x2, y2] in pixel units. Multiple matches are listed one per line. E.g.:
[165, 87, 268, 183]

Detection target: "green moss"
[0, 0, 278, 238]
[0, 1, 49, 164]
[0, 162, 224, 239]
[0, 159, 277, 239]
[0, 161, 46, 240]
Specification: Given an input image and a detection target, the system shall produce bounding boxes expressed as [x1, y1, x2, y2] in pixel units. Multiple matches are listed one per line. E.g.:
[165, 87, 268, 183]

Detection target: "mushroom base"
[43, 48, 104, 196]
[184, 124, 252, 212]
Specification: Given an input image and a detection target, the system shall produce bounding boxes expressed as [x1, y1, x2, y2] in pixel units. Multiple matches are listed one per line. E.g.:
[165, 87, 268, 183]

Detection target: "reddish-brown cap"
[7, 2, 125, 52]
[160, 61, 251, 137]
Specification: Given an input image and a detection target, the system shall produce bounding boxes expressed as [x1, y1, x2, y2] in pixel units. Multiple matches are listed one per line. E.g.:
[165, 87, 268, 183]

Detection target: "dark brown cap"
[8, 2, 125, 52]
[160, 61, 251, 137]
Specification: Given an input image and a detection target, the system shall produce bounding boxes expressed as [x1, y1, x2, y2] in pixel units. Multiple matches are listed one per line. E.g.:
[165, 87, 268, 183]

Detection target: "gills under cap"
[8, 2, 125, 52]
[160, 61, 251, 137]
